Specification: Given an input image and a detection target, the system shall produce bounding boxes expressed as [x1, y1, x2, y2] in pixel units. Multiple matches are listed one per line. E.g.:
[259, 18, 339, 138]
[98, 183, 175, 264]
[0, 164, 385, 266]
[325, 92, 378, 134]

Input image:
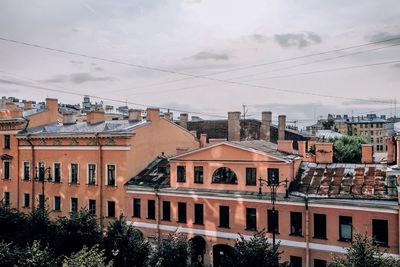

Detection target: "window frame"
[177, 166, 186, 183]
[106, 164, 116, 186]
[53, 162, 62, 183]
[89, 199, 96, 215]
[87, 163, 97, 185]
[147, 200, 155, 220]
[70, 163, 79, 184]
[245, 168, 257, 186]
[339, 216, 352, 242]
[23, 193, 30, 208]
[372, 219, 388, 246]
[194, 166, 203, 184]
[54, 196, 61, 212]
[3, 160, 10, 180]
[133, 198, 141, 218]
[194, 203, 204, 225]
[23, 161, 30, 181]
[212, 167, 238, 184]
[219, 205, 230, 228]
[162, 201, 171, 221]
[4, 134, 10, 149]
[107, 201, 116, 218]
[246, 207, 257, 231]
[267, 209, 279, 233]
[177, 202, 187, 223]
[3, 192, 10, 206]
[313, 213, 327, 239]
[70, 197, 78, 213]
[290, 212, 303, 236]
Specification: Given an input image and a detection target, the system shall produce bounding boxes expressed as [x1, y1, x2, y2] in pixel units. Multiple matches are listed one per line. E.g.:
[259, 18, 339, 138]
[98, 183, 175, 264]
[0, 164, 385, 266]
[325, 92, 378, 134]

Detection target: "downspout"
[155, 185, 161, 241]
[16, 138, 20, 210]
[96, 132, 104, 228]
[305, 196, 310, 267]
[26, 134, 35, 211]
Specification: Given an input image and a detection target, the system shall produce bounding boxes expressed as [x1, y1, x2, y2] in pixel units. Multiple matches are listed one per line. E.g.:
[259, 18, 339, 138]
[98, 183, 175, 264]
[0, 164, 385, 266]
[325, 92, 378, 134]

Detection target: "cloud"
[42, 72, 112, 84]
[0, 79, 20, 85]
[394, 63, 400, 68]
[188, 51, 230, 61]
[252, 34, 268, 43]
[366, 32, 400, 44]
[274, 32, 322, 48]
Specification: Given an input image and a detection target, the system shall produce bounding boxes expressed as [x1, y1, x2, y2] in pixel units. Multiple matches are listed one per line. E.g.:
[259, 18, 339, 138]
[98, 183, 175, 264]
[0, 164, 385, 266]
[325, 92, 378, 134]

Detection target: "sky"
[0, 0, 399, 126]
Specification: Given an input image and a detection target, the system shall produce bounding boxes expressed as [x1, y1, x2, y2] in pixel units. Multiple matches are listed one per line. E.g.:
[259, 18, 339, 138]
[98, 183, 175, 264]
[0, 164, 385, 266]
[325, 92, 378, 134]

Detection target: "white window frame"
[88, 199, 96, 214]
[22, 161, 30, 180]
[3, 160, 11, 179]
[53, 162, 62, 183]
[105, 164, 117, 186]
[53, 196, 62, 211]
[70, 197, 78, 213]
[22, 192, 30, 208]
[87, 163, 97, 185]
[69, 163, 79, 184]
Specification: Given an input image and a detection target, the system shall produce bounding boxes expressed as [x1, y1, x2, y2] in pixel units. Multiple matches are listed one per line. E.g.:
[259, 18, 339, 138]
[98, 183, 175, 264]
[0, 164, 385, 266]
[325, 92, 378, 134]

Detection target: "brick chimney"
[179, 113, 188, 129]
[164, 112, 173, 121]
[386, 137, 395, 164]
[200, 134, 207, 148]
[146, 108, 160, 122]
[278, 115, 286, 140]
[63, 113, 77, 125]
[228, 111, 241, 141]
[128, 109, 142, 121]
[45, 98, 58, 113]
[277, 140, 293, 154]
[260, 111, 272, 141]
[361, 144, 373, 164]
[298, 141, 307, 157]
[24, 101, 33, 110]
[315, 143, 333, 164]
[87, 110, 105, 124]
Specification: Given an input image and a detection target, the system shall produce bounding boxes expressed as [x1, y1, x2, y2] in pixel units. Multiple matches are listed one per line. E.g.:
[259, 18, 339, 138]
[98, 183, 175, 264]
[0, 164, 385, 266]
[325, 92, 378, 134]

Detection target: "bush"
[329, 136, 368, 163]
[147, 233, 190, 267]
[62, 245, 112, 267]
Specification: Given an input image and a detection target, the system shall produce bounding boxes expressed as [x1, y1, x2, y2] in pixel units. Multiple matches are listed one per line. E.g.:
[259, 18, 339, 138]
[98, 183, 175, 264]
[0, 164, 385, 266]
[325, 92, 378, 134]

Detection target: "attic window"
[212, 167, 238, 184]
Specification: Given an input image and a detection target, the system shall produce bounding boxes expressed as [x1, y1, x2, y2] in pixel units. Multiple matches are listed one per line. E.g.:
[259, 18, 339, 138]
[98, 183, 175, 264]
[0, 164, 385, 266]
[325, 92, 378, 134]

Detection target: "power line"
[0, 36, 396, 104]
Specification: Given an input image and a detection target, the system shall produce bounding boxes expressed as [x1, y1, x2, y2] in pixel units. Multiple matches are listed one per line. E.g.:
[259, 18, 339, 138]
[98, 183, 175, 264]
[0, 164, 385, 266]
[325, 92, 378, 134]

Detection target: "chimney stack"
[298, 141, 307, 157]
[179, 113, 188, 129]
[386, 137, 395, 164]
[200, 134, 207, 148]
[260, 111, 272, 141]
[278, 115, 286, 140]
[361, 144, 374, 164]
[277, 140, 294, 154]
[87, 110, 105, 124]
[146, 108, 160, 122]
[315, 143, 333, 164]
[164, 112, 173, 121]
[45, 98, 58, 113]
[24, 101, 33, 110]
[228, 111, 241, 141]
[128, 109, 142, 121]
[63, 113, 77, 125]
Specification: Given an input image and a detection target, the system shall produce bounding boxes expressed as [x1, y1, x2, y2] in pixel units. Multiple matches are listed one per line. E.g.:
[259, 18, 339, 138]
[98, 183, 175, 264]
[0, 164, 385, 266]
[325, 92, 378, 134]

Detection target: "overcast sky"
[0, 0, 399, 126]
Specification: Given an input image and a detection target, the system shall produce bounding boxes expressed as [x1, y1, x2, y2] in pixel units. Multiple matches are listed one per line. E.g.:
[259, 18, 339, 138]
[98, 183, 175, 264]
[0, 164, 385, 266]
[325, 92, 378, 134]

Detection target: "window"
[3, 161, 10, 179]
[267, 209, 279, 233]
[194, 166, 203, 184]
[246, 168, 257, 186]
[38, 162, 45, 181]
[70, 163, 78, 184]
[372, 219, 388, 246]
[219, 206, 229, 228]
[290, 256, 302, 267]
[267, 168, 279, 185]
[88, 164, 96, 185]
[147, 200, 155, 220]
[107, 201, 116, 217]
[178, 202, 187, 223]
[314, 259, 327, 267]
[23, 162, 30, 180]
[54, 163, 61, 183]
[107, 165, 116, 186]
[212, 168, 238, 184]
[133, 198, 141, 218]
[246, 208, 257, 231]
[54, 196, 61, 211]
[162, 201, 170, 221]
[3, 192, 10, 207]
[38, 194, 44, 209]
[177, 166, 186, 182]
[71, 197, 78, 213]
[4, 135, 10, 149]
[290, 212, 302, 236]
[89, 199, 96, 215]
[23, 193, 30, 208]
[339, 216, 352, 241]
[314, 214, 327, 239]
[194, 203, 204, 225]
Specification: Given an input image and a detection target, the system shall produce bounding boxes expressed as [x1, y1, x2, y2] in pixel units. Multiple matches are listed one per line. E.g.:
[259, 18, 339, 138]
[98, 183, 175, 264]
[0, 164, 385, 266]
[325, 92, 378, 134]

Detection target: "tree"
[329, 136, 367, 163]
[50, 209, 103, 257]
[147, 233, 190, 267]
[18, 240, 56, 267]
[0, 241, 21, 267]
[62, 245, 112, 267]
[233, 230, 281, 267]
[104, 215, 150, 267]
[23, 207, 53, 246]
[329, 233, 400, 267]
[0, 205, 27, 245]
[322, 118, 335, 130]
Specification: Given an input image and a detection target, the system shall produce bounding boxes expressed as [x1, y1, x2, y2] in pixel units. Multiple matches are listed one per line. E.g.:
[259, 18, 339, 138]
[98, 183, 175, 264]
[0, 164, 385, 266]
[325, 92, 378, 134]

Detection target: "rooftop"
[230, 140, 299, 161]
[125, 156, 170, 188]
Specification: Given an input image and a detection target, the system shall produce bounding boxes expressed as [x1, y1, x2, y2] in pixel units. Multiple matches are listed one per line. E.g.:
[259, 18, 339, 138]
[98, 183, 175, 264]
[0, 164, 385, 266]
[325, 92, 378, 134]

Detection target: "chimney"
[397, 137, 400, 167]
[228, 111, 241, 141]
[200, 134, 207, 148]
[315, 143, 333, 164]
[278, 115, 286, 140]
[190, 130, 197, 137]
[164, 112, 173, 121]
[24, 101, 33, 110]
[380, 115, 386, 120]
[277, 140, 294, 154]
[179, 113, 188, 129]
[45, 98, 58, 113]
[146, 108, 160, 122]
[87, 110, 105, 124]
[298, 141, 307, 157]
[386, 137, 395, 164]
[128, 109, 142, 121]
[260, 111, 272, 141]
[63, 113, 77, 125]
[361, 144, 374, 164]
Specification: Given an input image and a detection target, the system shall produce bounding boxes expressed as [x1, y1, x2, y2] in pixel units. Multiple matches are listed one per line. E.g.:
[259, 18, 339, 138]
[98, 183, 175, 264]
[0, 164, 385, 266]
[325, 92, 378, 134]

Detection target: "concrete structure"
[278, 115, 286, 141]
[260, 111, 272, 141]
[228, 112, 241, 141]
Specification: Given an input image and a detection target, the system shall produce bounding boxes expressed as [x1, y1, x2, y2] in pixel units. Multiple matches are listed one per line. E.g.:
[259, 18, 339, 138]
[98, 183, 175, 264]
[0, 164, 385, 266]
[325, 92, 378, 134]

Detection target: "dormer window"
[212, 167, 237, 184]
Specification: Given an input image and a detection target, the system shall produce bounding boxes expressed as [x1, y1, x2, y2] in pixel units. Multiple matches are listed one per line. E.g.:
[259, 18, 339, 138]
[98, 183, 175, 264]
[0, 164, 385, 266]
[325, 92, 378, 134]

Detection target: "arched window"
[212, 167, 238, 184]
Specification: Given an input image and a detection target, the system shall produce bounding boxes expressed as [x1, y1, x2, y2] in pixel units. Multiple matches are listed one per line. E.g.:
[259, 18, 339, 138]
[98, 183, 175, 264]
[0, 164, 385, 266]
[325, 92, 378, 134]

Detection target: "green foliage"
[147, 233, 190, 267]
[62, 245, 112, 267]
[233, 230, 281, 267]
[329, 234, 400, 267]
[18, 240, 56, 267]
[322, 118, 335, 130]
[104, 215, 150, 267]
[0, 241, 21, 267]
[50, 209, 103, 257]
[329, 136, 367, 163]
[0, 205, 28, 245]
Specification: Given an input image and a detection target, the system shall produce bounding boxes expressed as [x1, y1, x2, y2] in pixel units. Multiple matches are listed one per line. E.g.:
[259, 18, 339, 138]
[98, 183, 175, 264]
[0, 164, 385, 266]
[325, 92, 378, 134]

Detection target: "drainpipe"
[26, 134, 35, 211]
[305, 196, 310, 267]
[155, 185, 161, 241]
[17, 138, 20, 211]
[96, 132, 104, 228]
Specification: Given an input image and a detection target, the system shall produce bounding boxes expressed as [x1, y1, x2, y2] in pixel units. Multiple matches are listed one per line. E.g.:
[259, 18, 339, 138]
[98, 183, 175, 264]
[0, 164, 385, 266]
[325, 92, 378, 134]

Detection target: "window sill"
[162, 219, 171, 222]
[289, 233, 304, 237]
[266, 231, 280, 235]
[176, 181, 186, 183]
[86, 183, 98, 186]
[218, 226, 230, 229]
[245, 184, 257, 186]
[69, 183, 80, 185]
[106, 185, 117, 188]
[338, 238, 352, 243]
[146, 217, 156, 220]
[194, 222, 204, 226]
[313, 236, 328, 240]
[132, 216, 141, 219]
[2, 178, 11, 181]
[53, 181, 62, 184]
[53, 210, 61, 213]
[245, 228, 257, 231]
[194, 182, 203, 184]
[22, 179, 31, 182]
[177, 220, 187, 224]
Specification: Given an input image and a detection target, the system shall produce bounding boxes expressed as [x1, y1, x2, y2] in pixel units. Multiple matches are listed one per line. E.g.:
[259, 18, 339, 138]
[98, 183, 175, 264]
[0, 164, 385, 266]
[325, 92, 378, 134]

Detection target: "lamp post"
[34, 165, 52, 214]
[258, 173, 289, 250]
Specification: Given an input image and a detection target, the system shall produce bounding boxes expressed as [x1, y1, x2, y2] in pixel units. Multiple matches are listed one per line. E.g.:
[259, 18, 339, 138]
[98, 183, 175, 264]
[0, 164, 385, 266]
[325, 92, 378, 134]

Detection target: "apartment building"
[0, 98, 199, 227]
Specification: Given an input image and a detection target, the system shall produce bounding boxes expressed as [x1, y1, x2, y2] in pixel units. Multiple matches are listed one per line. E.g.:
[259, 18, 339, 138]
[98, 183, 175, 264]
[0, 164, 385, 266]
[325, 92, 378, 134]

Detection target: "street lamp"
[258, 173, 289, 250]
[34, 165, 52, 213]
